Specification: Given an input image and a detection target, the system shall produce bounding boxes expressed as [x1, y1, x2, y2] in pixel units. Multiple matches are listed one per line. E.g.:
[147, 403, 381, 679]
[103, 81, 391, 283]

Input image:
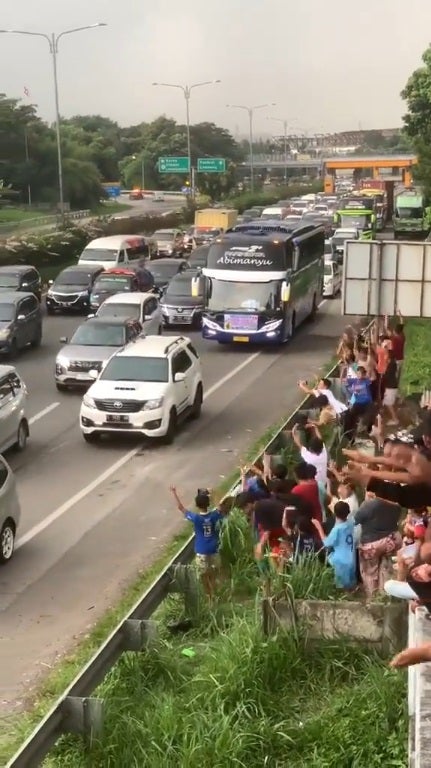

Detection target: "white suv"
[79, 335, 203, 444]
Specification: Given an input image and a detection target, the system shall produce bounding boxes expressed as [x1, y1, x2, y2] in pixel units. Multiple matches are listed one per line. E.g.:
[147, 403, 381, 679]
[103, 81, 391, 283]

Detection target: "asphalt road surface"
[0, 297, 348, 714]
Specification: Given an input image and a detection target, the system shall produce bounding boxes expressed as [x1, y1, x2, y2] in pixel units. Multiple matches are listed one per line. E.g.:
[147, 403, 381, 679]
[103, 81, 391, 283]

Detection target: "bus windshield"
[340, 214, 370, 229]
[207, 279, 282, 312]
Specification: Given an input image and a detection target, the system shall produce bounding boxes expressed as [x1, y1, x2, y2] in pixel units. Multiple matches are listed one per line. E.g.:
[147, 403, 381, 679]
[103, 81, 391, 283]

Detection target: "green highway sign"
[158, 156, 190, 173]
[197, 158, 226, 173]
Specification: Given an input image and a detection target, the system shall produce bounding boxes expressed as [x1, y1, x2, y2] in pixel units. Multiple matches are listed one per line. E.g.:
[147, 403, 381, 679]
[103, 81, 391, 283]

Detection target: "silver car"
[55, 316, 143, 391]
[0, 455, 21, 563]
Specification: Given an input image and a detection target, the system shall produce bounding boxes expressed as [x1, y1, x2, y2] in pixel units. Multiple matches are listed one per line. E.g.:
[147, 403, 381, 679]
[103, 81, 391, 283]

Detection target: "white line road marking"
[204, 352, 261, 400]
[28, 402, 60, 426]
[15, 353, 261, 549]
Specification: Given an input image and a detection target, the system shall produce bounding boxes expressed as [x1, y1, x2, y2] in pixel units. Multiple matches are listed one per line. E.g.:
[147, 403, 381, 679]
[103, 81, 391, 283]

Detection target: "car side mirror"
[48, 279, 54, 286]
[17, 314, 25, 321]
[174, 372, 186, 383]
[60, 336, 68, 343]
[88, 369, 99, 380]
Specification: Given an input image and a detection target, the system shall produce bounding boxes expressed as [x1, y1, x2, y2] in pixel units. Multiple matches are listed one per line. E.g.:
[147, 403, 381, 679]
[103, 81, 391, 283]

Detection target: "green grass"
[44, 606, 407, 768]
[90, 202, 133, 216]
[400, 318, 431, 394]
[0, 207, 50, 223]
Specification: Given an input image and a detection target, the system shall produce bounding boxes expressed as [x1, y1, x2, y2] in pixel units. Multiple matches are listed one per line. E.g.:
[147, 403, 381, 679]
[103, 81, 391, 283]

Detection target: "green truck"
[393, 192, 428, 239]
[333, 202, 376, 240]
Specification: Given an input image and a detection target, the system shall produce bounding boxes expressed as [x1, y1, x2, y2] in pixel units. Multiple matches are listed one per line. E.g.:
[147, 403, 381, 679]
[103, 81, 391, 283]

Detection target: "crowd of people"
[171, 312, 431, 668]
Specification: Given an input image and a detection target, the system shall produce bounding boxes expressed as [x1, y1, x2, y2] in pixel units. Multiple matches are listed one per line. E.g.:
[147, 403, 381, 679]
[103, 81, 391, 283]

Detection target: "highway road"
[0, 297, 348, 715]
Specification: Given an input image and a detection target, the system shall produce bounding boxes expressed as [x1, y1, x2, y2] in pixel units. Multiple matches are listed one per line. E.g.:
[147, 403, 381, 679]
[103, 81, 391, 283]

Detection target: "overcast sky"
[2, 0, 431, 137]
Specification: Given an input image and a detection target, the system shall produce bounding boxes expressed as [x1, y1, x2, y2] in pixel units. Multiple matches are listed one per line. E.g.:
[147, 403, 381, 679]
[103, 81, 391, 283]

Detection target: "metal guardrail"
[6, 365, 342, 768]
[0, 210, 91, 239]
[408, 606, 431, 767]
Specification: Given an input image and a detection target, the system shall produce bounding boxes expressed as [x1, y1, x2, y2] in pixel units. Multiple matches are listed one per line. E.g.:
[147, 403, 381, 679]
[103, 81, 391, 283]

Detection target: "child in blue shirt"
[311, 501, 357, 589]
[170, 485, 224, 598]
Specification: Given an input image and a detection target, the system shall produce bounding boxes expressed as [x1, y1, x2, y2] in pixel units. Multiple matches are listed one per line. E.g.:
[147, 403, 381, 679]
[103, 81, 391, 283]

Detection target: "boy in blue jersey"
[170, 485, 224, 598]
[311, 501, 357, 589]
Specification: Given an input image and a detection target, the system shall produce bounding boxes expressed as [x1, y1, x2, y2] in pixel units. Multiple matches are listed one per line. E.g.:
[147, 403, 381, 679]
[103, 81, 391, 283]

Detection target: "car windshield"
[80, 249, 117, 262]
[324, 264, 333, 276]
[396, 207, 424, 218]
[261, 212, 282, 220]
[0, 304, 14, 322]
[154, 232, 174, 241]
[0, 274, 20, 288]
[70, 323, 126, 346]
[93, 276, 132, 292]
[166, 276, 202, 298]
[55, 271, 92, 286]
[207, 279, 281, 312]
[97, 303, 140, 320]
[147, 263, 179, 280]
[340, 215, 369, 228]
[100, 356, 169, 382]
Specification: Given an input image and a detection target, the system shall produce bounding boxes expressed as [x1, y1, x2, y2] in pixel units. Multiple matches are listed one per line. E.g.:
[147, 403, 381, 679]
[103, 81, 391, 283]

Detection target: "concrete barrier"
[264, 598, 407, 655]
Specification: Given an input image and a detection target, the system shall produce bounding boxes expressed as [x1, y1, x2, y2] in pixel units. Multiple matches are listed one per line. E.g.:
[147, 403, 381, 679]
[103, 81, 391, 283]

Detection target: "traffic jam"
[0, 181, 388, 562]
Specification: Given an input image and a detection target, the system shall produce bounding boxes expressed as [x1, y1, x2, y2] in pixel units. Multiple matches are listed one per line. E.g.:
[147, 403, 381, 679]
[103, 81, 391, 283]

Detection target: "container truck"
[194, 208, 238, 230]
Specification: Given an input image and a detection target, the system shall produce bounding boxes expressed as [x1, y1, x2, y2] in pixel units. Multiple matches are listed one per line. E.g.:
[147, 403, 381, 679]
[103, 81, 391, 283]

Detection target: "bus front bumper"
[202, 320, 284, 344]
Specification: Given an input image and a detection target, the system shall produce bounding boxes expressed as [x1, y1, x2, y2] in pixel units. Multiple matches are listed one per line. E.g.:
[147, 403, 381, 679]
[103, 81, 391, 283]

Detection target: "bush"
[0, 210, 194, 273]
[226, 181, 323, 213]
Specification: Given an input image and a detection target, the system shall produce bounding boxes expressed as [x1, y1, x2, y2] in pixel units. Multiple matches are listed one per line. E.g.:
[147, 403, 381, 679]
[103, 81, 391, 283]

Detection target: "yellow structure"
[323, 155, 417, 194]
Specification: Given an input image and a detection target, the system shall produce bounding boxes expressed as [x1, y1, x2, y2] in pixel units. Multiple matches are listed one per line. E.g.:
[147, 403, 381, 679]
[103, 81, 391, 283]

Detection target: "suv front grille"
[94, 399, 144, 413]
[69, 361, 102, 372]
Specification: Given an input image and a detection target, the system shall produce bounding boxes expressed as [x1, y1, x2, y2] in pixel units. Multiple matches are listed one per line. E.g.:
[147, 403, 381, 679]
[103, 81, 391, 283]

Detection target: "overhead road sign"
[197, 158, 226, 173]
[158, 156, 190, 173]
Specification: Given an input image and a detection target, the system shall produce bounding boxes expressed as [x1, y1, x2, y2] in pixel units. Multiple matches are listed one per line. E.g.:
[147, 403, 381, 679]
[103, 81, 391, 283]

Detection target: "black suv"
[0, 265, 42, 301]
[46, 265, 104, 314]
[0, 292, 42, 356]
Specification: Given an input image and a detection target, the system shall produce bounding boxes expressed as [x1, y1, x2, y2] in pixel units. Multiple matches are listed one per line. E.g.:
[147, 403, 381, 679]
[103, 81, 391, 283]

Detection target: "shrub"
[0, 210, 194, 273]
[226, 182, 323, 213]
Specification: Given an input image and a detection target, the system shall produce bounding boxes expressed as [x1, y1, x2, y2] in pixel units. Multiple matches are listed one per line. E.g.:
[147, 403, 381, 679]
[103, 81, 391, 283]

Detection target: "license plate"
[233, 336, 249, 342]
[73, 372, 91, 380]
[57, 302, 69, 307]
[106, 414, 129, 423]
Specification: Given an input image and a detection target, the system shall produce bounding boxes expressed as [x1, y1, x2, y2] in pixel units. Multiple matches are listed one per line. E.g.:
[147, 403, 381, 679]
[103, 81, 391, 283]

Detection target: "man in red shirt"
[387, 310, 405, 376]
[292, 462, 323, 523]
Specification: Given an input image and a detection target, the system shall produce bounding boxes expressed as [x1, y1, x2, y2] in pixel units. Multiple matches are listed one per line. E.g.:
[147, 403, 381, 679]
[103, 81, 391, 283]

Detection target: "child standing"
[311, 501, 357, 589]
[170, 486, 224, 598]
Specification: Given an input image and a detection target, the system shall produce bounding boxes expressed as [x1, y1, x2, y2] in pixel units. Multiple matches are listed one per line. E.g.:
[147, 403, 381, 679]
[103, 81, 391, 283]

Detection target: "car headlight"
[83, 394, 96, 408]
[0, 329, 11, 340]
[56, 355, 69, 368]
[143, 397, 164, 411]
[78, 291, 89, 297]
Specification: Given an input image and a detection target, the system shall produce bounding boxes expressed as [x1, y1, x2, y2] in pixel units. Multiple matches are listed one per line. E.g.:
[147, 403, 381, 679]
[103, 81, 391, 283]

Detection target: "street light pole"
[152, 80, 221, 193]
[227, 103, 276, 192]
[0, 24, 106, 219]
[267, 117, 290, 185]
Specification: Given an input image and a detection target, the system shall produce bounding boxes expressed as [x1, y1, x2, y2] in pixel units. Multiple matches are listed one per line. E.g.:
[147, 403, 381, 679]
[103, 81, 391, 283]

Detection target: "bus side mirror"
[281, 281, 290, 303]
[191, 277, 200, 297]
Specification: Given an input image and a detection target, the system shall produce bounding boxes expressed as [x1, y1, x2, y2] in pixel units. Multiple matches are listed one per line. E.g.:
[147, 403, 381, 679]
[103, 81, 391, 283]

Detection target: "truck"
[393, 191, 428, 239]
[333, 198, 376, 240]
[194, 208, 238, 231]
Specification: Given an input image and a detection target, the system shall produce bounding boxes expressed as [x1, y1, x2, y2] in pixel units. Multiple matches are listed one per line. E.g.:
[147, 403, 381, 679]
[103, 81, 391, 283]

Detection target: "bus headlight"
[263, 319, 283, 332]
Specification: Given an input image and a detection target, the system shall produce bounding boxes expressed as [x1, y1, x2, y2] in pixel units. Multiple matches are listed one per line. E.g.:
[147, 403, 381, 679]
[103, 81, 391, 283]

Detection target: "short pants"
[195, 553, 220, 573]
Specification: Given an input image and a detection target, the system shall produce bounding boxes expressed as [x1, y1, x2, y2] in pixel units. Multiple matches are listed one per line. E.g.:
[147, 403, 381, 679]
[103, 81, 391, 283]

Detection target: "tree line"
[402, 45, 431, 197]
[0, 94, 246, 209]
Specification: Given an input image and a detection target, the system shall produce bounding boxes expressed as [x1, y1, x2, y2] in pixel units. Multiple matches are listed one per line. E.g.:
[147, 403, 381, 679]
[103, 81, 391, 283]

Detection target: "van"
[260, 206, 288, 220]
[323, 260, 342, 298]
[0, 365, 29, 453]
[78, 236, 154, 271]
[0, 454, 21, 563]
